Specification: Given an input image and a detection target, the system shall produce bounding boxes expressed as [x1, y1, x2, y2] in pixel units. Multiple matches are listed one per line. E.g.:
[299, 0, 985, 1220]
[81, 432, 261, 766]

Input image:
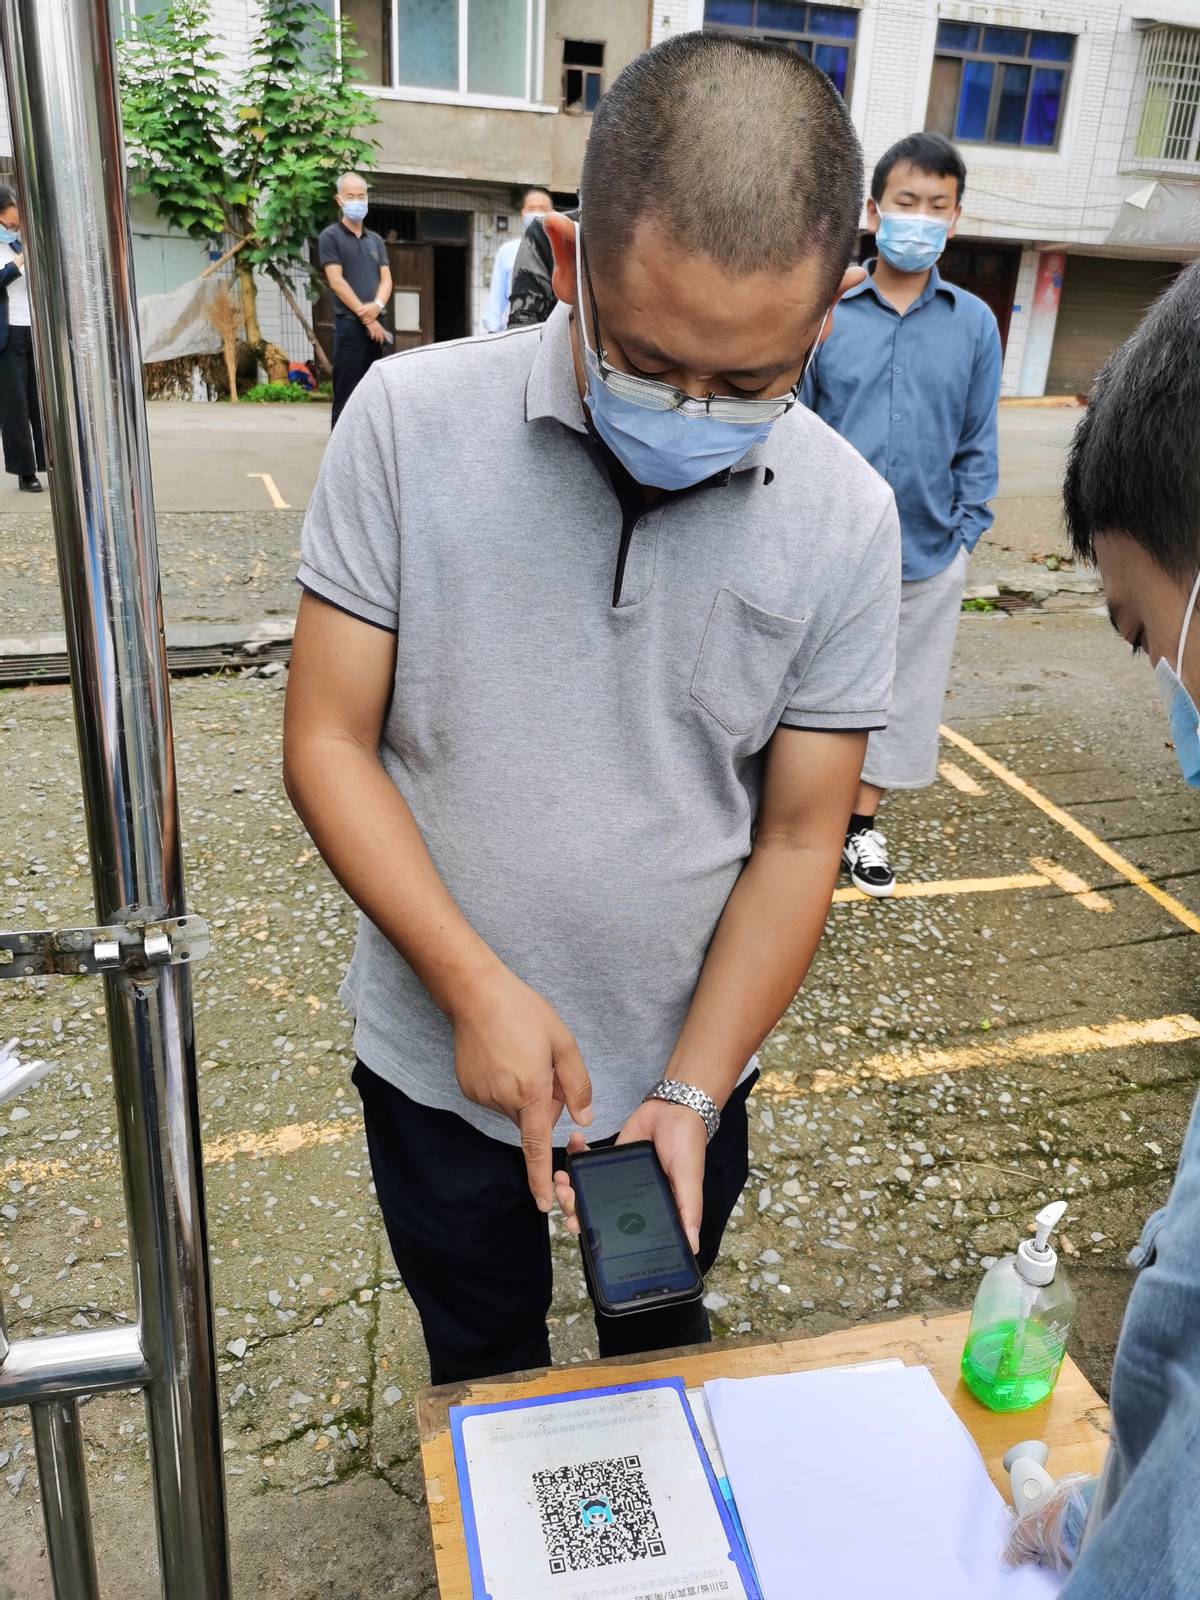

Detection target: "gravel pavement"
[2, 605, 1198, 1596]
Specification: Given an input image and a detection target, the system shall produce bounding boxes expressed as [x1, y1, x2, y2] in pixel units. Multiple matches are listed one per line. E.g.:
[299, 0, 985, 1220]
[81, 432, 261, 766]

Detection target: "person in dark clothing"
[0, 186, 45, 492]
[318, 172, 393, 427]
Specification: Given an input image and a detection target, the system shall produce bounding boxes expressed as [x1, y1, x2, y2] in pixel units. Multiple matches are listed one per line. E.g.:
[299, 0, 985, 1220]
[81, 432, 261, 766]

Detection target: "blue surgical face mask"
[1155, 568, 1200, 787]
[0, 226, 19, 246]
[574, 222, 821, 492]
[876, 211, 949, 274]
[341, 199, 368, 223]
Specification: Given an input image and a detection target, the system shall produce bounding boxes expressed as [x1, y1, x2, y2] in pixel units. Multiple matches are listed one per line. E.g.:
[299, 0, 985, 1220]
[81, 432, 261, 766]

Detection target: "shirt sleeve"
[778, 495, 902, 731]
[952, 312, 1002, 553]
[483, 242, 512, 333]
[317, 227, 340, 270]
[297, 365, 402, 631]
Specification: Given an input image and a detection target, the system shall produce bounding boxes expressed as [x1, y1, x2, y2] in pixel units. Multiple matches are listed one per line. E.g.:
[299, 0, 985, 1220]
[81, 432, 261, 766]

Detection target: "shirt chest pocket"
[690, 588, 809, 737]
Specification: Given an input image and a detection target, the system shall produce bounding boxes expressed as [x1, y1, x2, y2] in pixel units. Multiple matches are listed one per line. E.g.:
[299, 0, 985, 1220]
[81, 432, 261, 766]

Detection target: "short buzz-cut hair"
[520, 185, 552, 205]
[336, 171, 367, 195]
[580, 33, 862, 300]
[1063, 260, 1200, 579]
[872, 132, 966, 206]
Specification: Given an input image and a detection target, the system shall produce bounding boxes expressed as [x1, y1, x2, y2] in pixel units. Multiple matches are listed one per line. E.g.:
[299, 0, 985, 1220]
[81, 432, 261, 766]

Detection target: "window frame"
[334, 0, 555, 111]
[561, 38, 605, 113]
[1124, 23, 1200, 174]
[927, 25, 1075, 153]
[703, 3, 858, 105]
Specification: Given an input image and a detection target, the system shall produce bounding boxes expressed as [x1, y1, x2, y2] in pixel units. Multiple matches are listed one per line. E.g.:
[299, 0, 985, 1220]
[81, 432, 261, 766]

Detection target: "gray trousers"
[861, 545, 969, 791]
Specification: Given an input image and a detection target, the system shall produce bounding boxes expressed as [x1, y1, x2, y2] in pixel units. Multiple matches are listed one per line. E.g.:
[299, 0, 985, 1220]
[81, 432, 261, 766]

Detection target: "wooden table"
[417, 1310, 1111, 1598]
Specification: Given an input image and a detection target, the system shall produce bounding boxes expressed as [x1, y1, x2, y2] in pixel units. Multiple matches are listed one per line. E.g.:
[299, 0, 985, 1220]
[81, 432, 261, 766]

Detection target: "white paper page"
[705, 1364, 1062, 1600]
[461, 1384, 750, 1600]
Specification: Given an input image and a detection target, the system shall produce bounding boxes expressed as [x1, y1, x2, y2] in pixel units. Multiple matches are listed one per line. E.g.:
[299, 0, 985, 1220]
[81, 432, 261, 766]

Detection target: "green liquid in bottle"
[960, 1317, 1066, 1412]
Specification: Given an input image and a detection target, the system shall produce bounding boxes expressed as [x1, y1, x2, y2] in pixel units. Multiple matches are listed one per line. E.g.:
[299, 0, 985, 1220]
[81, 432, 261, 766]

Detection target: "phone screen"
[570, 1144, 701, 1310]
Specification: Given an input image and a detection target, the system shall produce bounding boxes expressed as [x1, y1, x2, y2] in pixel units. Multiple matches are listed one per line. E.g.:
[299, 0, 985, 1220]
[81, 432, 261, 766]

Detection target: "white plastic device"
[1003, 1439, 1057, 1515]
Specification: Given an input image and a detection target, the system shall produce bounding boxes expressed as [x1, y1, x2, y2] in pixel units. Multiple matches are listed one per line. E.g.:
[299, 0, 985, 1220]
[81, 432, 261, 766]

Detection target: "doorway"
[938, 241, 1021, 350]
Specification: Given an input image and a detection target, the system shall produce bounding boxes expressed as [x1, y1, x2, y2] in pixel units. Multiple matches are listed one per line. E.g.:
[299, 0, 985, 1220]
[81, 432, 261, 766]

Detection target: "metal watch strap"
[645, 1078, 720, 1142]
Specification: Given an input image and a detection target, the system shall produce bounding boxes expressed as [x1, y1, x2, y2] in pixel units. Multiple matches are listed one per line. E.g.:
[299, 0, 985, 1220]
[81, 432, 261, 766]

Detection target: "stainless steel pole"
[30, 1399, 102, 1600]
[0, 0, 232, 1593]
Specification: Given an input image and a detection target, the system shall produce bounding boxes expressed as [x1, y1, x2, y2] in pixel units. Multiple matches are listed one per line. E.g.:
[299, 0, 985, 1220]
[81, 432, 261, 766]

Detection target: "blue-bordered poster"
[449, 1377, 760, 1600]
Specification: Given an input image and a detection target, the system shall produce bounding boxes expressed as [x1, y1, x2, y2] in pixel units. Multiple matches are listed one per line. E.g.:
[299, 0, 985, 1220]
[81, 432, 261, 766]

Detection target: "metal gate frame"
[0, 0, 232, 1593]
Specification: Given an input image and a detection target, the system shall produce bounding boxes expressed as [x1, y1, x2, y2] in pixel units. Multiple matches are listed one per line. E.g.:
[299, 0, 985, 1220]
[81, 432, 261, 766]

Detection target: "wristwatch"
[373, 299, 385, 312]
[645, 1078, 721, 1142]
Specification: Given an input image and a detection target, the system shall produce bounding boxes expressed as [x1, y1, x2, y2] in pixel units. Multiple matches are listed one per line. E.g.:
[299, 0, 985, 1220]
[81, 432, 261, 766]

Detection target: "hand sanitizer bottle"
[961, 1200, 1076, 1413]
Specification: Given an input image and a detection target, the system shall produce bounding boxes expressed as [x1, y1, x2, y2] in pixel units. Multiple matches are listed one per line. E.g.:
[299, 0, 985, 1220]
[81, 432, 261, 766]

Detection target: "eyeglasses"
[575, 221, 814, 426]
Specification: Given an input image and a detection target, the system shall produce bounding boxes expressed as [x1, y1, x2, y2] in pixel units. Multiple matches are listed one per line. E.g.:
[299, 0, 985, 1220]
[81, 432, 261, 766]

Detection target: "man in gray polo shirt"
[285, 35, 901, 1384]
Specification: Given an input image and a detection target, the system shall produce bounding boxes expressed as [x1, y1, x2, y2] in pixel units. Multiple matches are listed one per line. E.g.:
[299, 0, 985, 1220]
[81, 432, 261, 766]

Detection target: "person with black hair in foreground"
[0, 186, 44, 493]
[1041, 258, 1200, 1598]
[803, 132, 1001, 896]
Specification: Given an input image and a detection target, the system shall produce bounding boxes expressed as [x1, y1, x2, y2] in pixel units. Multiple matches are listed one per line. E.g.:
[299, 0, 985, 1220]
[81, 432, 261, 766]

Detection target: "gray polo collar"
[525, 302, 774, 483]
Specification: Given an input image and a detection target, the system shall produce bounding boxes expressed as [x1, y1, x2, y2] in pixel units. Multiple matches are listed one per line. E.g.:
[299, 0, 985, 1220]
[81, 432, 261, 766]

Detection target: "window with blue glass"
[925, 22, 1074, 150]
[703, 2, 858, 101]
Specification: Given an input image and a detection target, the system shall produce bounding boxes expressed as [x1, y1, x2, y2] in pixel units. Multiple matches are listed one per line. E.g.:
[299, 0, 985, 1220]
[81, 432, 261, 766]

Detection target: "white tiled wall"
[649, 0, 705, 45]
[851, 0, 1200, 252]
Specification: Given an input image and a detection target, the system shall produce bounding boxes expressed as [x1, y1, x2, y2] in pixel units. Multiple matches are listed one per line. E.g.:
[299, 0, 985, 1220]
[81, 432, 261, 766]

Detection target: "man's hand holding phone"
[554, 1097, 707, 1255]
[451, 965, 592, 1214]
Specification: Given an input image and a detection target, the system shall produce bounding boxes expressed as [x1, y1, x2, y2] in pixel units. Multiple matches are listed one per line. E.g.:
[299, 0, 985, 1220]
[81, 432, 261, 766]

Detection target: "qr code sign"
[533, 1454, 666, 1575]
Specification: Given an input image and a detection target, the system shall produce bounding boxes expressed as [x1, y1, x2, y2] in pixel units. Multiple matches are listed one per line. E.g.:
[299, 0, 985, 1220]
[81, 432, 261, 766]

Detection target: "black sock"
[847, 811, 876, 838]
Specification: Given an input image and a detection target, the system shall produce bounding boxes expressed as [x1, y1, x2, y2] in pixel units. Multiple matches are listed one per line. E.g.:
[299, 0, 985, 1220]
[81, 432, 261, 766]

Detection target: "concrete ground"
[3, 407, 1199, 1596]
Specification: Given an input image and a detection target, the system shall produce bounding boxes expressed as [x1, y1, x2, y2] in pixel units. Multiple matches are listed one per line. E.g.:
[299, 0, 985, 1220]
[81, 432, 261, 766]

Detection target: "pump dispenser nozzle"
[1017, 1199, 1067, 1287]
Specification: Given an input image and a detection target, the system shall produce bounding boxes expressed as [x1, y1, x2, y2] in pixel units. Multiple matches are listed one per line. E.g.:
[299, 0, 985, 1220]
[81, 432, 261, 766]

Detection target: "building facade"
[656, 0, 1200, 397]
[4, 0, 1197, 392]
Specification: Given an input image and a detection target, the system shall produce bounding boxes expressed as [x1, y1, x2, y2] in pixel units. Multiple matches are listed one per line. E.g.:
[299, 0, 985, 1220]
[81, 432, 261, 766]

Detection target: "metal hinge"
[0, 915, 210, 978]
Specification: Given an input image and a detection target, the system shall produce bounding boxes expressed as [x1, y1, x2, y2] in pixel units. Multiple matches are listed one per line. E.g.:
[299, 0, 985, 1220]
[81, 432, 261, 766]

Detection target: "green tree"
[118, 0, 378, 373]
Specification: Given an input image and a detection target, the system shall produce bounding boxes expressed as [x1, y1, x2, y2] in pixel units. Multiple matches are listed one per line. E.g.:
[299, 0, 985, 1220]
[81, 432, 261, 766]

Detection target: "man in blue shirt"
[802, 132, 1001, 895]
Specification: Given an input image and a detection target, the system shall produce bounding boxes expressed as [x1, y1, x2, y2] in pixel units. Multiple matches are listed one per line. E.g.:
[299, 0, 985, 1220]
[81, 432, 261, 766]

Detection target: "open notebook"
[704, 1362, 1064, 1600]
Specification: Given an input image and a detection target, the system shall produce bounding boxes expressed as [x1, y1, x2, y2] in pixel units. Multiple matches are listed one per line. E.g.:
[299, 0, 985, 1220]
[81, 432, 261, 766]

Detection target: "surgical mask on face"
[1155, 568, 1200, 787]
[0, 226, 18, 246]
[876, 211, 949, 274]
[521, 211, 543, 230]
[341, 199, 368, 223]
[575, 223, 820, 492]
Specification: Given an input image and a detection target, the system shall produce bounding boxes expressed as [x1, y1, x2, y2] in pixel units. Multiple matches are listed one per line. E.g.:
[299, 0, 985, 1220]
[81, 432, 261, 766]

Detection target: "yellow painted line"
[760, 1013, 1200, 1098]
[941, 724, 1200, 935]
[1029, 855, 1113, 914]
[832, 872, 1048, 905]
[247, 471, 290, 509]
[13, 1013, 1200, 1186]
[5, 1116, 357, 1188]
[939, 759, 984, 796]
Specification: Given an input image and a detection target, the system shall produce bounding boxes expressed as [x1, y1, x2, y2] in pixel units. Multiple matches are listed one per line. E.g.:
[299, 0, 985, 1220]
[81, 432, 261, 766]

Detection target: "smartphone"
[566, 1141, 703, 1317]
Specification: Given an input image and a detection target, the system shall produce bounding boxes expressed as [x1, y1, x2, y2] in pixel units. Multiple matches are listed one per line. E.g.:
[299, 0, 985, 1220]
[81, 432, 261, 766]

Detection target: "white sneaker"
[842, 827, 896, 898]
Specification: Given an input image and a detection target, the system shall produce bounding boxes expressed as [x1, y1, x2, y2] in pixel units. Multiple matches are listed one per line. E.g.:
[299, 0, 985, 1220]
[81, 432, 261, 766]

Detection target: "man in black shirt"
[318, 173, 393, 426]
